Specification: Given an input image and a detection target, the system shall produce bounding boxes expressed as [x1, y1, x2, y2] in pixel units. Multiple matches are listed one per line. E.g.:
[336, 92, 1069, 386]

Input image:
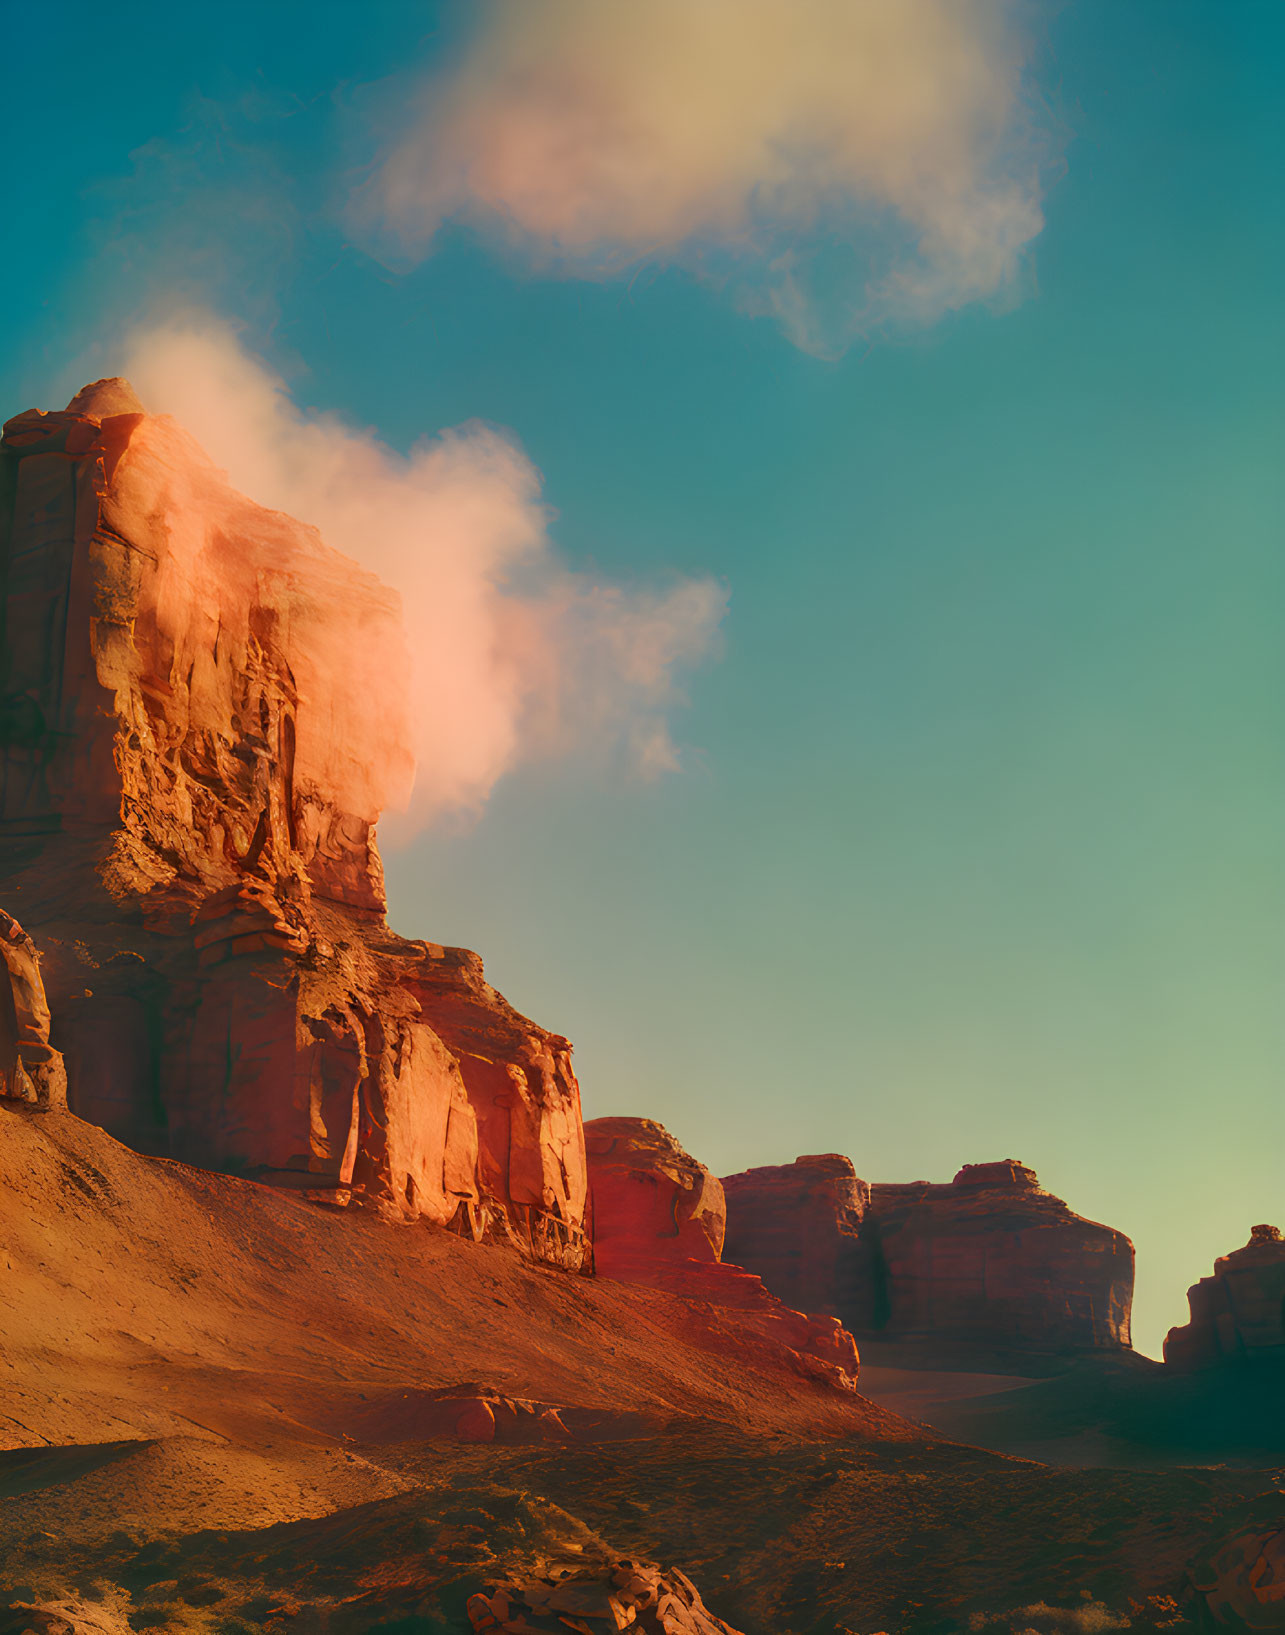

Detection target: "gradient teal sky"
[5, 2, 1282, 1356]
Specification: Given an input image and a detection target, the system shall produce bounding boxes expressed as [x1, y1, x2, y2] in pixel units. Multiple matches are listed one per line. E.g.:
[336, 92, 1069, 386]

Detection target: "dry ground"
[2, 1107, 1280, 1634]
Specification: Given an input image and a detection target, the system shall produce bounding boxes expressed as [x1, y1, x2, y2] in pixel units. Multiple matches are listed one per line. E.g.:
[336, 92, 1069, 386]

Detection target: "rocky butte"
[723, 1154, 1135, 1362]
[1164, 1223, 1285, 1369]
[0, 380, 586, 1263]
[721, 1153, 875, 1323]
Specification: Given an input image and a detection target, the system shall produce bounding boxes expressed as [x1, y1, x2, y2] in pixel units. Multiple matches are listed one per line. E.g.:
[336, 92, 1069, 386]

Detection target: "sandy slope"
[3, 1106, 1281, 1634]
[0, 1106, 904, 1459]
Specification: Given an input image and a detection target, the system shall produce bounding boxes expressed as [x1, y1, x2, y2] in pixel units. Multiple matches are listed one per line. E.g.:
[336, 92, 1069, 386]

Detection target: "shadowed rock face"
[1164, 1225, 1285, 1369]
[722, 1154, 1134, 1358]
[0, 382, 587, 1265]
[721, 1153, 873, 1322]
[866, 1163, 1134, 1353]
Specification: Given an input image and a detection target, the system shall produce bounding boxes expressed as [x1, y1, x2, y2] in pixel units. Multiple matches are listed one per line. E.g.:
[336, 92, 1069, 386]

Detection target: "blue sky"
[5, 1, 1282, 1356]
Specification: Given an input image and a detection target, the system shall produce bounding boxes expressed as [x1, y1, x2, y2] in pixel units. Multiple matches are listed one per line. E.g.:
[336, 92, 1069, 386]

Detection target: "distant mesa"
[587, 1123, 1136, 1371]
[722, 1153, 873, 1325]
[722, 1152, 1135, 1362]
[1164, 1224, 1285, 1370]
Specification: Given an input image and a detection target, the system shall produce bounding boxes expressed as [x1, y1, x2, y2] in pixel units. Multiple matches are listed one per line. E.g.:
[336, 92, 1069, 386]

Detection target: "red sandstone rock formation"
[586, 1116, 726, 1270]
[867, 1161, 1134, 1353]
[1164, 1225, 1285, 1370]
[722, 1154, 1134, 1357]
[586, 1117, 860, 1389]
[0, 382, 586, 1265]
[721, 1153, 873, 1321]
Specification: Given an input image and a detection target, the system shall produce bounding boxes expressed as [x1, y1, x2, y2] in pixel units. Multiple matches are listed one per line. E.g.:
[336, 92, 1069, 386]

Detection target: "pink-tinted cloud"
[124, 316, 725, 826]
[357, 0, 1051, 353]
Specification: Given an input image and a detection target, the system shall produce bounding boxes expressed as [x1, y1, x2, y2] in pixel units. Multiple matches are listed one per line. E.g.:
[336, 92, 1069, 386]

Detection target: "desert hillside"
[2, 1105, 1281, 1635]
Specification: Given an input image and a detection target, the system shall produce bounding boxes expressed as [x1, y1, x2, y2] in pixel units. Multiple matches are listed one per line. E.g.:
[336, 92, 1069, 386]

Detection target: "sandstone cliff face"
[1164, 1225, 1285, 1370]
[721, 1153, 872, 1322]
[866, 1161, 1134, 1353]
[585, 1116, 726, 1272]
[721, 1154, 1134, 1357]
[0, 382, 587, 1265]
[585, 1118, 860, 1390]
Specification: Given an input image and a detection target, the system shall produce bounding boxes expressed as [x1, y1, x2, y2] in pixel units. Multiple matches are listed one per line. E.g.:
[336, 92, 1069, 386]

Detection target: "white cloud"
[357, 0, 1050, 352]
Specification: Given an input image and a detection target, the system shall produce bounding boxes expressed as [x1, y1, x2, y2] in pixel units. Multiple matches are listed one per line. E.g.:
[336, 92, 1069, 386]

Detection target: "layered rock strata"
[586, 1117, 860, 1389]
[722, 1154, 1134, 1356]
[721, 1152, 873, 1322]
[0, 382, 587, 1265]
[866, 1161, 1133, 1352]
[1164, 1225, 1285, 1369]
